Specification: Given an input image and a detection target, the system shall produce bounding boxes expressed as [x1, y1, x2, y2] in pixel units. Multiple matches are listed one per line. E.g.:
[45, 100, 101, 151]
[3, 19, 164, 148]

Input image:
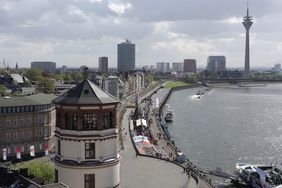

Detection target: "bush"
[24, 162, 55, 184]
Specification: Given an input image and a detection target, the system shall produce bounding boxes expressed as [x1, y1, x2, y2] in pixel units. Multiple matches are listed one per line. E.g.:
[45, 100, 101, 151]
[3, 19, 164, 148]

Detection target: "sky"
[0, 0, 282, 69]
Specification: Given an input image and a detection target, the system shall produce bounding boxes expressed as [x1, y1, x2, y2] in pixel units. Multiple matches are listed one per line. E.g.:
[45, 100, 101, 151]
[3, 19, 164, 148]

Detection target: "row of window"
[0, 104, 54, 114]
[3, 128, 49, 142]
[56, 112, 114, 130]
[0, 114, 50, 127]
[4, 131, 33, 142]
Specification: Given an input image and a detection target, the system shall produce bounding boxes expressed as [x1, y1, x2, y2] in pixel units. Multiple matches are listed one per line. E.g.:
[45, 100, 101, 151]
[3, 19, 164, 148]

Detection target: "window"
[85, 143, 95, 159]
[84, 89, 89, 94]
[6, 132, 11, 141]
[38, 114, 43, 124]
[71, 114, 77, 130]
[109, 112, 113, 128]
[83, 114, 89, 130]
[83, 113, 98, 130]
[19, 117, 25, 125]
[56, 112, 61, 128]
[84, 174, 95, 188]
[6, 118, 11, 126]
[102, 112, 108, 129]
[57, 140, 61, 155]
[13, 132, 17, 140]
[66, 113, 77, 130]
[26, 116, 32, 125]
[90, 113, 97, 130]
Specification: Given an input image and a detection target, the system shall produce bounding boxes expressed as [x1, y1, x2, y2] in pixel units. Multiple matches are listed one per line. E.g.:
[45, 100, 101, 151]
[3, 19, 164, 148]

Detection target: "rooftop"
[52, 79, 119, 105]
[0, 93, 56, 107]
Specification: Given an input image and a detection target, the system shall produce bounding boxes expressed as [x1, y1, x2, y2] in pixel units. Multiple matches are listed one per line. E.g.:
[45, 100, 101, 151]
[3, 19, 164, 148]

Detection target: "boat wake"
[191, 94, 201, 100]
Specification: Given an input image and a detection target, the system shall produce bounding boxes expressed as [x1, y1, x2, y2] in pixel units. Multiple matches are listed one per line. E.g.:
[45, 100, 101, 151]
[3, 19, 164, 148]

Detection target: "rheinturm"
[52, 79, 120, 188]
[242, 4, 253, 76]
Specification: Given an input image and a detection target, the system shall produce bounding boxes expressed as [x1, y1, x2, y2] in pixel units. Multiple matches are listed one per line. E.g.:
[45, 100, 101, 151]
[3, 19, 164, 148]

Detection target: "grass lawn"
[164, 81, 190, 88]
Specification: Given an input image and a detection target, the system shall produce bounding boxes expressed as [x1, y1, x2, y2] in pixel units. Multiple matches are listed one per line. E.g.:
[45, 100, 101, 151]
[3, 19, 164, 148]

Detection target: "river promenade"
[119, 83, 213, 188]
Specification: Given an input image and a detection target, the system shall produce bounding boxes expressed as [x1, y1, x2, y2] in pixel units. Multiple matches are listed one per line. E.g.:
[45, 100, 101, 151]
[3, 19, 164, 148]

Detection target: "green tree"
[24, 162, 55, 184]
[37, 77, 55, 93]
[63, 73, 72, 81]
[0, 85, 8, 96]
[25, 68, 43, 81]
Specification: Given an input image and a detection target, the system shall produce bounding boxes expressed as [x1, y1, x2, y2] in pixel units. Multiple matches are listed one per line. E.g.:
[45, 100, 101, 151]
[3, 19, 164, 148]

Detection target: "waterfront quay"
[120, 83, 213, 188]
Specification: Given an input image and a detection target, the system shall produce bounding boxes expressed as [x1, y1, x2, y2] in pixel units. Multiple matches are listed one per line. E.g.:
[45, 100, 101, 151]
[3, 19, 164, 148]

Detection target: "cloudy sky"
[0, 0, 282, 69]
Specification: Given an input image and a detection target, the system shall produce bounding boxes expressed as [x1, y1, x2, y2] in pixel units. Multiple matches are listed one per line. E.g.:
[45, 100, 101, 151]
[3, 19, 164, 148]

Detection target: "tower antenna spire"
[247, 1, 249, 17]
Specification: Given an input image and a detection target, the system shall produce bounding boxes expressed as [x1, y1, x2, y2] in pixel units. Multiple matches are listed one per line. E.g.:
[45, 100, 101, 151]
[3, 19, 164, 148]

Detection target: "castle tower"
[242, 3, 253, 76]
[52, 79, 120, 188]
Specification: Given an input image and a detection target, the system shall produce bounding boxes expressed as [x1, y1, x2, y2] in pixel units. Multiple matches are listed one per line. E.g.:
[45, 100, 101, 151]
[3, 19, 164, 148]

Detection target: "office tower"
[207, 56, 226, 73]
[117, 39, 135, 72]
[183, 59, 196, 73]
[99, 57, 108, 73]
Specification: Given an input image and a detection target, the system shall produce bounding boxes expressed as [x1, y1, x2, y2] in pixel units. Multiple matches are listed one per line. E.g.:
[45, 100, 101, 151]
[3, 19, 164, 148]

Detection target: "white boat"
[236, 163, 282, 188]
[164, 110, 173, 122]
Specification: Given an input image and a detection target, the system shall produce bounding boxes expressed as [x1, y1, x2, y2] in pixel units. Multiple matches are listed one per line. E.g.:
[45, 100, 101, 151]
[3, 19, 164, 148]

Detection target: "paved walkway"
[120, 109, 197, 188]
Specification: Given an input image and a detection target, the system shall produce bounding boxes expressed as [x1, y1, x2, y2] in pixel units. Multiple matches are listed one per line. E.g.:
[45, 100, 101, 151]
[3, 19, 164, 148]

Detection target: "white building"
[103, 76, 119, 98]
[52, 79, 120, 188]
[156, 62, 170, 73]
[172, 62, 183, 72]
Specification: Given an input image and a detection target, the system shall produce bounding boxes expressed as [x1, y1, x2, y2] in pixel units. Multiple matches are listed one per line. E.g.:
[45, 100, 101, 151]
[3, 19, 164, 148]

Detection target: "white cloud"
[221, 17, 242, 24]
[108, 3, 131, 14]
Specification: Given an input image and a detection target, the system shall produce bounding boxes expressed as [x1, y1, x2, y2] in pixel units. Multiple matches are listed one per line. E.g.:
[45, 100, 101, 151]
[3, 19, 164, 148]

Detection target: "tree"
[63, 73, 72, 81]
[24, 162, 55, 184]
[37, 77, 55, 93]
[0, 85, 8, 96]
[25, 68, 43, 81]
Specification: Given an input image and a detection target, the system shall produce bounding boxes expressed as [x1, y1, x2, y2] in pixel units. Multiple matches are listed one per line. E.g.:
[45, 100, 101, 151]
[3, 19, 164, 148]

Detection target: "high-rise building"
[242, 4, 253, 76]
[31, 61, 56, 73]
[53, 79, 120, 188]
[117, 40, 135, 72]
[183, 59, 196, 73]
[172, 62, 183, 72]
[207, 56, 226, 73]
[156, 62, 170, 73]
[99, 57, 108, 73]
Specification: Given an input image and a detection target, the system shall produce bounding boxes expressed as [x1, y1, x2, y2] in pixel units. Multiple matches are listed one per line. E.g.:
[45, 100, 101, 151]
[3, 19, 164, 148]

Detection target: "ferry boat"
[164, 110, 173, 122]
[236, 163, 282, 188]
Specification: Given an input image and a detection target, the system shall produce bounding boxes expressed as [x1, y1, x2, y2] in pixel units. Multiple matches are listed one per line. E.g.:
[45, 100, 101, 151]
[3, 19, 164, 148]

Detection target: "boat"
[236, 163, 282, 188]
[164, 110, 173, 122]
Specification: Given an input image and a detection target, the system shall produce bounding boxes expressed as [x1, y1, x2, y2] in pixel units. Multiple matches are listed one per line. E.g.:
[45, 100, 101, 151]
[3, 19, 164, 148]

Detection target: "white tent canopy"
[136, 119, 147, 127]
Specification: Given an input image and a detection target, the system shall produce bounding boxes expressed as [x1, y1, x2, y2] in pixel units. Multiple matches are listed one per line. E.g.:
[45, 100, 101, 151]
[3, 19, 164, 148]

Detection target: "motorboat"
[164, 110, 173, 122]
[236, 163, 282, 188]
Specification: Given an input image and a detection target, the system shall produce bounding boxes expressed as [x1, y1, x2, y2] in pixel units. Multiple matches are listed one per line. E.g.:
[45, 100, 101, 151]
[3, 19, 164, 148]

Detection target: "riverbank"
[127, 83, 214, 188]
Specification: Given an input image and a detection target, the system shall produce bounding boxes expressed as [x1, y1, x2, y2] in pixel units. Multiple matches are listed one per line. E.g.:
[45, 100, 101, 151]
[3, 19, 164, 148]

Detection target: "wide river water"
[165, 83, 282, 173]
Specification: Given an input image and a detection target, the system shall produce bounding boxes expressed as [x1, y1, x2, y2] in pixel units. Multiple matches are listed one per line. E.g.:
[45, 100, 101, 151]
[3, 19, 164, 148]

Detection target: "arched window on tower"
[56, 112, 61, 128]
[109, 112, 113, 128]
[102, 112, 108, 129]
[65, 113, 77, 130]
[65, 112, 70, 129]
[90, 113, 98, 130]
[83, 114, 89, 130]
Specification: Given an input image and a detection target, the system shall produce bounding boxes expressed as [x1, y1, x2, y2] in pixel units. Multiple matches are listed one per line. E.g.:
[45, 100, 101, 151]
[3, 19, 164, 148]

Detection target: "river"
[165, 83, 282, 173]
